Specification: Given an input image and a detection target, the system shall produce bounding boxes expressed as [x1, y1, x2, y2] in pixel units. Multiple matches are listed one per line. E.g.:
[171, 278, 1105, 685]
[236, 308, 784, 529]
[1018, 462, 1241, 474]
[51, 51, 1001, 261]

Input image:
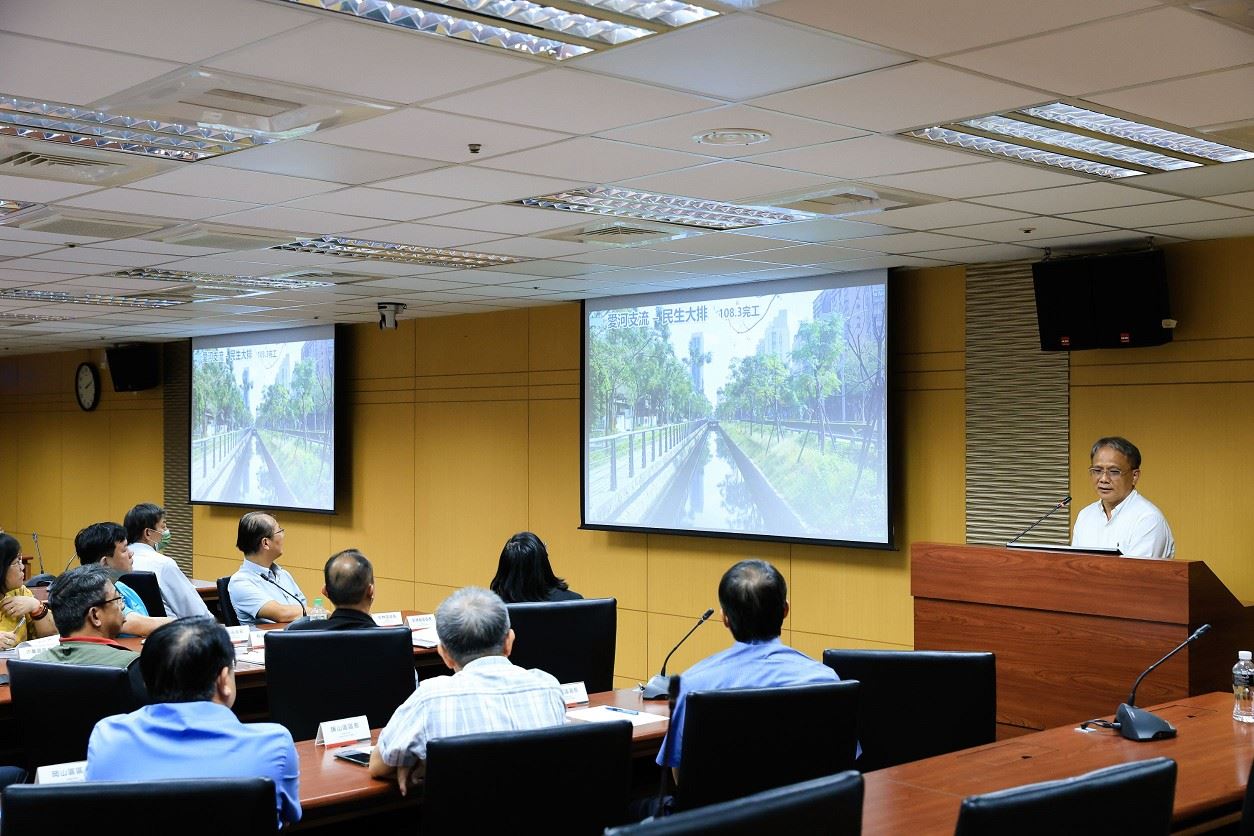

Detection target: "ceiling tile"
[1125, 159, 1254, 198]
[130, 165, 340, 203]
[1029, 229, 1178, 250]
[285, 188, 480, 221]
[0, 176, 98, 203]
[911, 242, 1042, 263]
[619, 160, 834, 201]
[58, 189, 257, 220]
[0, 240, 58, 258]
[1211, 191, 1254, 211]
[576, 15, 906, 100]
[208, 19, 538, 104]
[944, 7, 1254, 96]
[483, 137, 706, 182]
[728, 217, 902, 243]
[1063, 200, 1249, 228]
[29, 247, 174, 268]
[206, 141, 444, 185]
[644, 233, 799, 257]
[972, 182, 1178, 214]
[350, 276, 472, 292]
[1140, 216, 1254, 239]
[0, 33, 178, 105]
[750, 134, 982, 179]
[761, 0, 1156, 57]
[837, 231, 985, 253]
[866, 161, 1093, 198]
[426, 68, 716, 135]
[346, 223, 502, 249]
[562, 247, 690, 265]
[469, 237, 593, 258]
[599, 105, 864, 159]
[208, 205, 378, 235]
[751, 62, 1044, 132]
[425, 205, 579, 235]
[1090, 66, 1254, 129]
[311, 108, 569, 163]
[493, 260, 596, 277]
[375, 166, 583, 203]
[938, 216, 1116, 243]
[876, 201, 1033, 231]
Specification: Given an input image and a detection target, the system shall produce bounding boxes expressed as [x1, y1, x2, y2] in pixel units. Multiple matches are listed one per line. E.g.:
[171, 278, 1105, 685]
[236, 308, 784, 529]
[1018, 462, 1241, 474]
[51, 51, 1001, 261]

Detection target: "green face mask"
[157, 527, 173, 552]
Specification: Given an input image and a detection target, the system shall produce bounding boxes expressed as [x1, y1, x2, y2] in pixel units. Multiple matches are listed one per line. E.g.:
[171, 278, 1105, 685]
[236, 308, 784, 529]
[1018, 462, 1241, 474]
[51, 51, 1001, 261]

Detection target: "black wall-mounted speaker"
[104, 343, 161, 391]
[1032, 250, 1172, 351]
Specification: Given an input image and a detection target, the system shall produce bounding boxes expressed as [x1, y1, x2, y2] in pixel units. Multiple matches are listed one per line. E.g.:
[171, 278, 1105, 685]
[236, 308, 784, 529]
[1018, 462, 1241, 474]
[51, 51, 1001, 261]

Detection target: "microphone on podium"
[1006, 495, 1071, 546]
[642, 608, 714, 700]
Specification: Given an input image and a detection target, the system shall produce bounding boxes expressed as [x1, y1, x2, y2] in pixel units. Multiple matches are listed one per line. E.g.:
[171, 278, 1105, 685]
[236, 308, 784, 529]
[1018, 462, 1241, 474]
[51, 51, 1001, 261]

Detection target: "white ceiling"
[0, 0, 1251, 352]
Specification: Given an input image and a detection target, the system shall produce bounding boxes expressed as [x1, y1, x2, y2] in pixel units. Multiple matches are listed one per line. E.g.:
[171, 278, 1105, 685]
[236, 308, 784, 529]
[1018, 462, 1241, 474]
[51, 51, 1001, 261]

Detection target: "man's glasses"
[269, 528, 284, 538]
[92, 595, 125, 610]
[1088, 467, 1128, 479]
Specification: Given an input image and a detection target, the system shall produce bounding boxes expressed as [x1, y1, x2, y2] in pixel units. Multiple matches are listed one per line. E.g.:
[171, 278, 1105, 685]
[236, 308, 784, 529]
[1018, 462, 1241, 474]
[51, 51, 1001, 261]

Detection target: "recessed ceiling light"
[274, 0, 717, 60]
[0, 288, 186, 308]
[109, 268, 336, 291]
[273, 235, 525, 268]
[516, 186, 822, 230]
[0, 198, 36, 219]
[693, 128, 773, 147]
[1020, 103, 1254, 164]
[958, 115, 1199, 172]
[0, 312, 69, 323]
[905, 126, 1142, 178]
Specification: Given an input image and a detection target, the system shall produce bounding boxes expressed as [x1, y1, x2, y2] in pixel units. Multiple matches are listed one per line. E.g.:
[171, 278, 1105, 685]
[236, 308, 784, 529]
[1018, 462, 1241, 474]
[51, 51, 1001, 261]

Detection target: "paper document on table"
[236, 648, 266, 667]
[566, 706, 667, 727]
[412, 628, 438, 648]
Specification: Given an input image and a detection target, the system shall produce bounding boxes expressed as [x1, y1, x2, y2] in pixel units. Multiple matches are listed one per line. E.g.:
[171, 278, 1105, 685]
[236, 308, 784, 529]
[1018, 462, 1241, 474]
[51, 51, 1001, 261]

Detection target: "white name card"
[315, 714, 371, 748]
[372, 611, 403, 627]
[249, 630, 267, 649]
[35, 761, 86, 784]
[16, 635, 60, 659]
[561, 681, 589, 707]
[226, 626, 249, 644]
[407, 614, 435, 631]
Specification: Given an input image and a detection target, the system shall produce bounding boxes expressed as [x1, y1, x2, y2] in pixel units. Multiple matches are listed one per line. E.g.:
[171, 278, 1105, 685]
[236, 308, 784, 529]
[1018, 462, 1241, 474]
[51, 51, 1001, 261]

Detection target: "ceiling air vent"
[541, 219, 703, 248]
[0, 137, 178, 186]
[759, 183, 943, 218]
[145, 223, 295, 251]
[7, 209, 166, 239]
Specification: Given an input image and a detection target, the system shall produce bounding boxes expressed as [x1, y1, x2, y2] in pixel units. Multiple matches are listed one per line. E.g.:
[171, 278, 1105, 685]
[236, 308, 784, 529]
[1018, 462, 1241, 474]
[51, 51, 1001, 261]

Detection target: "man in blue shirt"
[86, 616, 301, 827]
[657, 559, 840, 773]
[227, 511, 307, 627]
[74, 522, 171, 637]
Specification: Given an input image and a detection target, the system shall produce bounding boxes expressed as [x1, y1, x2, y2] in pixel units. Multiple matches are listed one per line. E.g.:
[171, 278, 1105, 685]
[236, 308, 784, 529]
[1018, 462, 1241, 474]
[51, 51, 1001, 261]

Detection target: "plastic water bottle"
[309, 597, 329, 621]
[1233, 651, 1254, 723]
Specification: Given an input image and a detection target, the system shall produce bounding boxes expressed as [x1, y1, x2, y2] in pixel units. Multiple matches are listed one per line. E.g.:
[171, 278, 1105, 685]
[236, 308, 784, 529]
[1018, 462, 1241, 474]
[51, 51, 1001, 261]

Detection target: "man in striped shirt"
[369, 586, 566, 795]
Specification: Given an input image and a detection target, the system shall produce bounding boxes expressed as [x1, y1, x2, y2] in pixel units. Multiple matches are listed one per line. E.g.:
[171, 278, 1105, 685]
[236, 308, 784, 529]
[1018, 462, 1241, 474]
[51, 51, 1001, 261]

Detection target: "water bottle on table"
[1233, 651, 1254, 723]
[310, 597, 329, 621]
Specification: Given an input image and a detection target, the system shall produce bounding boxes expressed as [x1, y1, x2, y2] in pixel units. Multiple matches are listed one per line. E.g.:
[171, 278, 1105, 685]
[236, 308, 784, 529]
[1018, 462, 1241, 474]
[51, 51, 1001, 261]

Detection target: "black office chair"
[423, 720, 632, 835]
[216, 576, 240, 627]
[264, 627, 416, 741]
[823, 649, 996, 771]
[954, 757, 1177, 835]
[505, 598, 616, 692]
[606, 771, 864, 836]
[118, 570, 166, 617]
[8, 660, 145, 769]
[1237, 756, 1254, 835]
[675, 680, 860, 812]
[1, 778, 276, 835]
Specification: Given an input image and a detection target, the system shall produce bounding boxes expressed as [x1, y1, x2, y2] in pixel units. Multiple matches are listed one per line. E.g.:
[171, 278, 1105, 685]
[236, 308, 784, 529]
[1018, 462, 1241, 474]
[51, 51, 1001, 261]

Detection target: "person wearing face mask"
[124, 503, 211, 619]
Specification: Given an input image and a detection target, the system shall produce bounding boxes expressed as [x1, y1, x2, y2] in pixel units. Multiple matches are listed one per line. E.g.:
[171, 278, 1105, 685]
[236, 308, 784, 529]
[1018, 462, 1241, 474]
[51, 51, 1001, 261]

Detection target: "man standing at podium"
[1072, 436, 1174, 559]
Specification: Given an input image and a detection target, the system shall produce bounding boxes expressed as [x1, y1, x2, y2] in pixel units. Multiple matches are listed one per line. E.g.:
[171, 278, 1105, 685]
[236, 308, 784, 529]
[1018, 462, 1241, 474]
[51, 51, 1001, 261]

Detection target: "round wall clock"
[75, 362, 100, 411]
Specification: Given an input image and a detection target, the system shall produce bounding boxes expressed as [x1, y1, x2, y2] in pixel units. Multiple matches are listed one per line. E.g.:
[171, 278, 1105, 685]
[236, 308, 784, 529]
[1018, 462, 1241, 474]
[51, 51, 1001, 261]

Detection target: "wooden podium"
[912, 542, 1254, 734]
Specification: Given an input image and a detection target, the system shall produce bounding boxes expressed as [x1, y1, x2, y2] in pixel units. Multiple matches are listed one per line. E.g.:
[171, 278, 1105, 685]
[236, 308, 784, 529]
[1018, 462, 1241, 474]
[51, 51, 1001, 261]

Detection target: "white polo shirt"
[1072, 489, 1175, 559]
[129, 542, 211, 619]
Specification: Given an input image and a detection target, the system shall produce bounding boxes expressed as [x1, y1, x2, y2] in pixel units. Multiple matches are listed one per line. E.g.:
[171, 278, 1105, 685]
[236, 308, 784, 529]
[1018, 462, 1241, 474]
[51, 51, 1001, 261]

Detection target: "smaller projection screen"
[190, 325, 336, 513]
[582, 270, 890, 547]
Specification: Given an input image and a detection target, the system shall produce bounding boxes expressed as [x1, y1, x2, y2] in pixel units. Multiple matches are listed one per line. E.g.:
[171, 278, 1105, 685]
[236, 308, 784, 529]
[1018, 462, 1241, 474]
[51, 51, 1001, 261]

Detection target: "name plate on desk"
[561, 681, 589, 707]
[226, 626, 249, 644]
[315, 715, 371, 748]
[407, 614, 435, 631]
[16, 635, 60, 659]
[372, 611, 403, 627]
[36, 761, 86, 784]
[250, 630, 267, 649]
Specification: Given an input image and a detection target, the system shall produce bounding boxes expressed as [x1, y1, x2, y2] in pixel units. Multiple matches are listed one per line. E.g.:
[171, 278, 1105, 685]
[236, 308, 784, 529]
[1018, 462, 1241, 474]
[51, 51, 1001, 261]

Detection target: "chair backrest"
[1240, 756, 1254, 836]
[954, 757, 1177, 836]
[1, 778, 276, 835]
[8, 660, 143, 769]
[264, 627, 416, 741]
[423, 720, 632, 835]
[823, 649, 996, 771]
[606, 771, 864, 836]
[505, 598, 616, 692]
[216, 576, 239, 627]
[677, 680, 860, 812]
[118, 571, 166, 618]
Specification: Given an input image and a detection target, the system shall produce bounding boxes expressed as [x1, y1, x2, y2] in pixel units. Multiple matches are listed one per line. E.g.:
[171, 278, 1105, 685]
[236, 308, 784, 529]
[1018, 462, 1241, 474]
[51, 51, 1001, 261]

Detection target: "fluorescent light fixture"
[905, 126, 1143, 178]
[517, 186, 823, 230]
[273, 235, 525, 268]
[0, 288, 186, 308]
[0, 198, 36, 219]
[274, 0, 716, 60]
[109, 268, 335, 291]
[1020, 103, 1254, 164]
[958, 115, 1199, 172]
[0, 95, 281, 162]
[0, 312, 69, 322]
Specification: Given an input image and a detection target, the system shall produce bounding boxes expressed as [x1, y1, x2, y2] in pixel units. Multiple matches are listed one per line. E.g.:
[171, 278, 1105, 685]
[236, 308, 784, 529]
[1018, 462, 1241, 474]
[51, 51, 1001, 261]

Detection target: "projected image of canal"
[584, 277, 888, 544]
[191, 326, 335, 512]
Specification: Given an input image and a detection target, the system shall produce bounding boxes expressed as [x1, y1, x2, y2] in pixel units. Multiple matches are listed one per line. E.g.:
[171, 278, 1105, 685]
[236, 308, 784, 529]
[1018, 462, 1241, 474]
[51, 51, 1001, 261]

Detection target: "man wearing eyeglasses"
[228, 511, 307, 627]
[1072, 436, 1175, 559]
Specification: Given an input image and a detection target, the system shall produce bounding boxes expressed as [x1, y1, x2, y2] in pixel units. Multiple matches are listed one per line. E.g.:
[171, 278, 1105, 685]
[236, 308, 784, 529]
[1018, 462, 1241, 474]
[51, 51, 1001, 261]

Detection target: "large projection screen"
[190, 325, 336, 513]
[582, 271, 890, 547]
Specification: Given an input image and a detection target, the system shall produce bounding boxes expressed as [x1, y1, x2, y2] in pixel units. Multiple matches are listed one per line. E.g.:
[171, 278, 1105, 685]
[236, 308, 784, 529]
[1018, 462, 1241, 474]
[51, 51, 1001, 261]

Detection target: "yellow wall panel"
[791, 630, 913, 661]
[192, 506, 243, 562]
[647, 611, 736, 678]
[414, 581, 459, 614]
[647, 534, 791, 622]
[109, 408, 163, 514]
[348, 318, 416, 381]
[17, 413, 63, 538]
[192, 554, 238, 585]
[370, 577, 416, 614]
[61, 411, 111, 533]
[529, 303, 580, 372]
[0, 416, 16, 526]
[615, 607, 648, 683]
[416, 309, 529, 376]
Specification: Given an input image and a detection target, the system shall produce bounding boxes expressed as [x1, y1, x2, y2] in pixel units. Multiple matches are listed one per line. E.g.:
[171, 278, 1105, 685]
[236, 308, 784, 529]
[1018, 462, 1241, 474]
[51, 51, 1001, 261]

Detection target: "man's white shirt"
[128, 541, 212, 618]
[1072, 489, 1175, 559]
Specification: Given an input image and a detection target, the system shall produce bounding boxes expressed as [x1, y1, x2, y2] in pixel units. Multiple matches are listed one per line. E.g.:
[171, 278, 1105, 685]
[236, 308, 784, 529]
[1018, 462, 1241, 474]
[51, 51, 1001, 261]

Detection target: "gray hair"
[435, 587, 511, 666]
[1090, 436, 1142, 470]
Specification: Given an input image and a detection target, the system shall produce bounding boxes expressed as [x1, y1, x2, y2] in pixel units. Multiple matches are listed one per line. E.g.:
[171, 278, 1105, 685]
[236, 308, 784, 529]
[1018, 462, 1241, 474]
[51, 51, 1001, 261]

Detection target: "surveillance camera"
[378, 302, 406, 330]
[468, 143, 482, 154]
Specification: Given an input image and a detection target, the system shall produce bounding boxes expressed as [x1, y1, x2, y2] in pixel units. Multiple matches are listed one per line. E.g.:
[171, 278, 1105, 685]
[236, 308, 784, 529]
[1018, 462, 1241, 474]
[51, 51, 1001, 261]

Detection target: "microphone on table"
[642, 608, 714, 699]
[1006, 495, 1071, 546]
[24, 532, 55, 588]
[1082, 624, 1212, 741]
[261, 574, 307, 617]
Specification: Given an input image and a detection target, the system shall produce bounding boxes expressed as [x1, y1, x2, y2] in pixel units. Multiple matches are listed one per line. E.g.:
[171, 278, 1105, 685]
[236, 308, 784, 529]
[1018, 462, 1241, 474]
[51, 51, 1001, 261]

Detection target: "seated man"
[228, 511, 307, 627]
[1072, 436, 1175, 559]
[75, 522, 171, 637]
[124, 502, 211, 618]
[369, 587, 565, 795]
[287, 549, 377, 631]
[86, 617, 301, 827]
[657, 559, 841, 775]
[34, 565, 145, 698]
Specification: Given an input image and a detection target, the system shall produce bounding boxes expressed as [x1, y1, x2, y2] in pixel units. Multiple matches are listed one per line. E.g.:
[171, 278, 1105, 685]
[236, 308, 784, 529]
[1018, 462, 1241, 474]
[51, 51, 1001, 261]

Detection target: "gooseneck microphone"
[32, 532, 45, 576]
[642, 608, 714, 700]
[24, 533, 56, 588]
[261, 573, 307, 617]
[1082, 624, 1212, 741]
[1006, 496, 1072, 546]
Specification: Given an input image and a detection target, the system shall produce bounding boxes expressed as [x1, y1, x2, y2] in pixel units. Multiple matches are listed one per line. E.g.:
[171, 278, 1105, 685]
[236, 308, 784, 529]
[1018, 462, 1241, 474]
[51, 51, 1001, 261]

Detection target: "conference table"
[293, 691, 1254, 832]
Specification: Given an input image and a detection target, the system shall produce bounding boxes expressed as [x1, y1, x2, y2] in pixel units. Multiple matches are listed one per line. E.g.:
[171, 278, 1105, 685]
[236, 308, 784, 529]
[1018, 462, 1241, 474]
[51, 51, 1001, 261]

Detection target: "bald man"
[285, 549, 377, 631]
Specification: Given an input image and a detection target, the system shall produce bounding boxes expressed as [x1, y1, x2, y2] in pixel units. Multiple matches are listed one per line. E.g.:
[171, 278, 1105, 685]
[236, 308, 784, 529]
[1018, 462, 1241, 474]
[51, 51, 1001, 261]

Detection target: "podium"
[912, 542, 1254, 733]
